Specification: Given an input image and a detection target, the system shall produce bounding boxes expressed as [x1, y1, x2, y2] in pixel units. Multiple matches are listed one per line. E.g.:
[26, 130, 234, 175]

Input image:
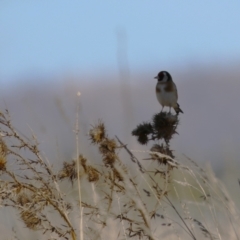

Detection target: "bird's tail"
[174, 103, 184, 115]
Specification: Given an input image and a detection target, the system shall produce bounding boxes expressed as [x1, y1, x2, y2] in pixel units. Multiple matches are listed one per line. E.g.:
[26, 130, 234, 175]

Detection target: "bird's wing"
[173, 82, 178, 100]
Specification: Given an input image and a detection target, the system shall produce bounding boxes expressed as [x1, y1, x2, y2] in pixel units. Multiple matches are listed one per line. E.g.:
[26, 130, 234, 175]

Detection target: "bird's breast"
[156, 83, 177, 107]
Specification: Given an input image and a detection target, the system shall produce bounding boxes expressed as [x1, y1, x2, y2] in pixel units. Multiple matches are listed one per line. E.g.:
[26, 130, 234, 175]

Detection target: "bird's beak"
[154, 76, 158, 79]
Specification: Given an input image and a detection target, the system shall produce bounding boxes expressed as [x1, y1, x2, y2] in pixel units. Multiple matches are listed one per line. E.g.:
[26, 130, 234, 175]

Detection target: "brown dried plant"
[0, 109, 76, 239]
[0, 109, 239, 240]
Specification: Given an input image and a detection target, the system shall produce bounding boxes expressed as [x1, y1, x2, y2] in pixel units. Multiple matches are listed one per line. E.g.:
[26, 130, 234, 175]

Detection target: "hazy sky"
[1, 1, 240, 83]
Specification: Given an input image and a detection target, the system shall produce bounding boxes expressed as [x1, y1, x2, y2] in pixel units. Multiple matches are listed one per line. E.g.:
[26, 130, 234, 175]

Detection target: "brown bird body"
[155, 71, 183, 114]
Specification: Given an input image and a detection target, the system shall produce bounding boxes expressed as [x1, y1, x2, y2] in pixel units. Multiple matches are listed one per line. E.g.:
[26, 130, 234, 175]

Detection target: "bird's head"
[154, 71, 172, 82]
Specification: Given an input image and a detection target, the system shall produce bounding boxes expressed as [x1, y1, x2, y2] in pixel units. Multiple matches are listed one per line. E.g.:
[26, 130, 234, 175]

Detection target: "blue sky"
[1, 1, 240, 83]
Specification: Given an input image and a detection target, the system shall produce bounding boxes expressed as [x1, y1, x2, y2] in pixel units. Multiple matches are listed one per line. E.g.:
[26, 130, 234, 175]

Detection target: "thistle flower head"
[89, 121, 106, 144]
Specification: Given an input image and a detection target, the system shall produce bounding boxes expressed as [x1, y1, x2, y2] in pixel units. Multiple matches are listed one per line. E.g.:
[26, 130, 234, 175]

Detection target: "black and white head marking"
[155, 71, 172, 83]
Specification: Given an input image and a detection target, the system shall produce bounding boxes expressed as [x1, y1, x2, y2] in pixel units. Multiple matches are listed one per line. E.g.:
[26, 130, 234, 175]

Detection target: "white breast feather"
[156, 83, 178, 107]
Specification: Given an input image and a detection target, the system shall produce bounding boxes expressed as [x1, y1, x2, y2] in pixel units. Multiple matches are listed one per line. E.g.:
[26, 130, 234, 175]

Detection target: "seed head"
[89, 121, 106, 144]
[87, 166, 99, 182]
[20, 210, 41, 230]
[99, 138, 117, 155]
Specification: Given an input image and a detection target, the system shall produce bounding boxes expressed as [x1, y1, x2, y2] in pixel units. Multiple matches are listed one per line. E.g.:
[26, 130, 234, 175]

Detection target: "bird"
[154, 71, 183, 115]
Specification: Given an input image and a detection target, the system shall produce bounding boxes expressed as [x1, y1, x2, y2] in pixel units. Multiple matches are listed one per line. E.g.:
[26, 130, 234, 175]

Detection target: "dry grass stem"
[0, 109, 239, 240]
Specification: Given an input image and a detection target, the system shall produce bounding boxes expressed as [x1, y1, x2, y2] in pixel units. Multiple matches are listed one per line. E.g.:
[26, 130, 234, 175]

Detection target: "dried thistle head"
[103, 153, 116, 166]
[0, 154, 6, 171]
[79, 155, 99, 182]
[99, 138, 117, 155]
[0, 138, 7, 170]
[0, 138, 8, 156]
[20, 210, 41, 230]
[132, 112, 179, 145]
[79, 155, 87, 172]
[86, 166, 100, 182]
[17, 193, 31, 206]
[58, 160, 77, 183]
[89, 121, 106, 144]
[132, 122, 153, 145]
[152, 112, 179, 143]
